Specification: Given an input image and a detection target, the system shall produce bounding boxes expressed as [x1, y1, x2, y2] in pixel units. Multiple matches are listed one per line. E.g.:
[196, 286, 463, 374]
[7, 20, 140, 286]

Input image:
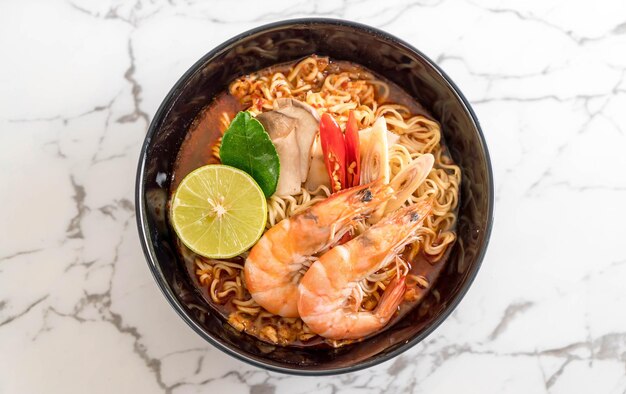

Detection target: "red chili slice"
[319, 113, 346, 193]
[344, 111, 360, 187]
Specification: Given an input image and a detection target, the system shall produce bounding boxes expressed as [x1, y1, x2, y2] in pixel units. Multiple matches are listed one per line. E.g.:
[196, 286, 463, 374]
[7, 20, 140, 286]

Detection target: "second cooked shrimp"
[298, 199, 433, 339]
[244, 179, 393, 317]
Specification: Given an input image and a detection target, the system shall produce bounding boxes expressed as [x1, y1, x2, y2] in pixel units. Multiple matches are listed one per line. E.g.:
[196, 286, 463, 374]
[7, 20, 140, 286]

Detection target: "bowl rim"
[136, 17, 494, 376]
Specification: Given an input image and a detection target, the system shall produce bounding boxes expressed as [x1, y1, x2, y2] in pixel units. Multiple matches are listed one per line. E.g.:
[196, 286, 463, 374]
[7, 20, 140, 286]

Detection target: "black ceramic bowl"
[136, 18, 493, 375]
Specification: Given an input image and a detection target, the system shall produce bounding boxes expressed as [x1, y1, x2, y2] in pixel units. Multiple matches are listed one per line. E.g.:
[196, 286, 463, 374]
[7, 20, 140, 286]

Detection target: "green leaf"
[219, 111, 280, 198]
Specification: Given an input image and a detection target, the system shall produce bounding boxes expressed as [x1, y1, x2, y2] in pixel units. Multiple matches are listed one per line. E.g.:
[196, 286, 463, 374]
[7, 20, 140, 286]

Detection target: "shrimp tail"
[375, 276, 406, 322]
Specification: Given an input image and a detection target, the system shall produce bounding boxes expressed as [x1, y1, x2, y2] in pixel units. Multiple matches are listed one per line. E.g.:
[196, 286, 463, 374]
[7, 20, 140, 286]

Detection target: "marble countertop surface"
[2, 0, 625, 392]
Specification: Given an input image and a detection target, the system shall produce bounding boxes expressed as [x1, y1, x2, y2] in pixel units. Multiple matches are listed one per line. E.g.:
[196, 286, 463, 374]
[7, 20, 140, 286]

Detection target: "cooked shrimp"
[244, 179, 394, 317]
[298, 199, 433, 339]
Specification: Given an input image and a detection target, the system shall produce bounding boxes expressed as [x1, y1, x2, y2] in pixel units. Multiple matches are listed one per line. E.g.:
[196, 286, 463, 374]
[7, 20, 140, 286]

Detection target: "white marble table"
[2, 0, 625, 392]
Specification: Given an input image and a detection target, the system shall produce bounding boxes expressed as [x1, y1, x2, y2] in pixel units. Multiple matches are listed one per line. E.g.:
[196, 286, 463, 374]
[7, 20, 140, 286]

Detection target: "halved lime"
[170, 165, 268, 258]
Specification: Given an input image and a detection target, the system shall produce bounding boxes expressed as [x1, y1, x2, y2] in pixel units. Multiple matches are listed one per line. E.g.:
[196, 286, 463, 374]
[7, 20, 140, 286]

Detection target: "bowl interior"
[137, 19, 492, 374]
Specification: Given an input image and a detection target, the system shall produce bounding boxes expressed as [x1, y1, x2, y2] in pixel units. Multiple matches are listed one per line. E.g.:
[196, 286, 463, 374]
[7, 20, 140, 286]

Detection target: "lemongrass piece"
[359, 117, 390, 185]
[384, 153, 434, 214]
[305, 133, 331, 191]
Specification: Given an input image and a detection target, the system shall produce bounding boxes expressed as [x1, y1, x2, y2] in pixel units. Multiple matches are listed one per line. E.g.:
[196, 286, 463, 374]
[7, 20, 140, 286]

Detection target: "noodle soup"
[171, 56, 461, 347]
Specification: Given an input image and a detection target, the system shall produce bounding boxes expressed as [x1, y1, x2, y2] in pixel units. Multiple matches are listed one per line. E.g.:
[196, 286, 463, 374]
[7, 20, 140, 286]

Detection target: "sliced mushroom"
[257, 111, 297, 140]
[304, 133, 331, 191]
[256, 112, 302, 196]
[275, 98, 320, 121]
[273, 98, 319, 182]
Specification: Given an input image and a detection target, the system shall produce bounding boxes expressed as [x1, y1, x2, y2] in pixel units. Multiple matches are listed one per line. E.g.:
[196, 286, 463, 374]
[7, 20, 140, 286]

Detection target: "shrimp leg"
[298, 199, 433, 339]
[245, 179, 393, 317]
